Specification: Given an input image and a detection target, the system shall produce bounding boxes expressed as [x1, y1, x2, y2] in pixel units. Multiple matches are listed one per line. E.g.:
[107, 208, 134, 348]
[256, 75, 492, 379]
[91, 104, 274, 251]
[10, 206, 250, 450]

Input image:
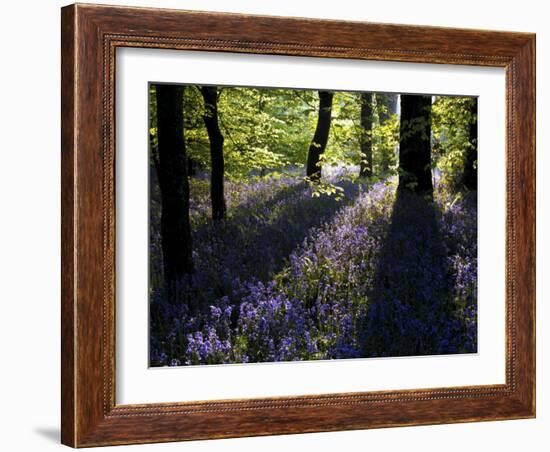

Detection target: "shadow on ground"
[362, 188, 453, 357]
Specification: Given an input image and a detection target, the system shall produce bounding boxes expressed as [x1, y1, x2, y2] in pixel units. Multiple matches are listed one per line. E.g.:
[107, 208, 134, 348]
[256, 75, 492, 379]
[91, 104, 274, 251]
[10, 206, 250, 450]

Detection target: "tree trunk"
[398, 94, 433, 196]
[462, 97, 478, 191]
[187, 157, 196, 177]
[306, 90, 334, 180]
[200, 86, 226, 221]
[376, 93, 398, 122]
[376, 93, 399, 174]
[360, 92, 374, 177]
[155, 84, 194, 286]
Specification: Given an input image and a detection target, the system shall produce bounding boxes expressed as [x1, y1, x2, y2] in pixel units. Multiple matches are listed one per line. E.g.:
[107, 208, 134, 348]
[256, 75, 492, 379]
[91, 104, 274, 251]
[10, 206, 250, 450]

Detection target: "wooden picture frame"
[61, 3, 536, 447]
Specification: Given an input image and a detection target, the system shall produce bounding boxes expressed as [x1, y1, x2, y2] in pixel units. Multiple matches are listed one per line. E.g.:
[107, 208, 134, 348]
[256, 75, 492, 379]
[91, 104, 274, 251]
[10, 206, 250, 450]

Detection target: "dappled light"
[149, 84, 478, 366]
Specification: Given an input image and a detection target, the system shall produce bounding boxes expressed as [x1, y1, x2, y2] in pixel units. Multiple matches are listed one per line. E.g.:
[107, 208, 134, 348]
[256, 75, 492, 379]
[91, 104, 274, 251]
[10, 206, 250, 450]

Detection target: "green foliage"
[220, 88, 321, 180]
[150, 86, 312, 181]
[372, 113, 399, 176]
[432, 96, 477, 185]
[149, 85, 475, 196]
[322, 92, 399, 178]
[307, 176, 347, 201]
[182, 86, 211, 168]
[324, 92, 361, 167]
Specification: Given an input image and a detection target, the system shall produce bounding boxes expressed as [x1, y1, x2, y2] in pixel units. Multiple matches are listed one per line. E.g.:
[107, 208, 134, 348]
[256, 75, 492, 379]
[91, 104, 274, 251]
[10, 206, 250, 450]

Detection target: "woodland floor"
[149, 175, 477, 366]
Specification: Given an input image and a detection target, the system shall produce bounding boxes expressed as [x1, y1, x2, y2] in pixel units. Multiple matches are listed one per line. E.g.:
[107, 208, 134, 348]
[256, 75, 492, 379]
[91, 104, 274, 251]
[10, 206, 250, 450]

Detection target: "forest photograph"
[148, 83, 478, 367]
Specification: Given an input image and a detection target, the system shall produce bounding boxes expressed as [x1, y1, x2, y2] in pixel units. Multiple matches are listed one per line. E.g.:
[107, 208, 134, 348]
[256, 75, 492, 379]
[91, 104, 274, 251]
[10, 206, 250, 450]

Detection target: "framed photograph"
[61, 3, 535, 447]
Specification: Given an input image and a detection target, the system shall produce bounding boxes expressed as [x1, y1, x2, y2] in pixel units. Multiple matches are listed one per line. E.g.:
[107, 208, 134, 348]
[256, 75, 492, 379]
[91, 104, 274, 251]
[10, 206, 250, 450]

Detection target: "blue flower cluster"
[149, 177, 477, 366]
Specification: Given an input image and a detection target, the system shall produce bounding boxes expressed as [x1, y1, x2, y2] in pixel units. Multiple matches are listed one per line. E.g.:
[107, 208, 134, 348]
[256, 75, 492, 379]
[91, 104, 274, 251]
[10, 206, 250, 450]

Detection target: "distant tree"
[375, 93, 399, 174]
[398, 94, 433, 196]
[155, 84, 194, 285]
[306, 90, 334, 180]
[359, 92, 374, 177]
[462, 97, 478, 191]
[431, 96, 477, 190]
[200, 86, 226, 221]
[376, 93, 398, 121]
[187, 157, 196, 177]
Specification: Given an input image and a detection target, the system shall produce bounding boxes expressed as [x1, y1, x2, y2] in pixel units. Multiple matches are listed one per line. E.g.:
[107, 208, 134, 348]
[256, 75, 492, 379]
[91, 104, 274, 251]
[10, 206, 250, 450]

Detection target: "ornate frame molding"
[62, 4, 535, 447]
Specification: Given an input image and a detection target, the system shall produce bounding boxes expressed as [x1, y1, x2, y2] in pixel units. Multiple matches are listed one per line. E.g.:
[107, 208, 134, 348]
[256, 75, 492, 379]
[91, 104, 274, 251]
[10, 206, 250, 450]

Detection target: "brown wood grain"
[60, 5, 76, 447]
[61, 3, 536, 447]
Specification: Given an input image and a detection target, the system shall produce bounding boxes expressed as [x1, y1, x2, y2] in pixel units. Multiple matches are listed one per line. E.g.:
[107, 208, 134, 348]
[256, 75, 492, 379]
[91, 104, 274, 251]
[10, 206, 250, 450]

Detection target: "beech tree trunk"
[200, 86, 226, 221]
[155, 84, 194, 286]
[463, 97, 478, 191]
[360, 92, 374, 177]
[398, 94, 433, 196]
[306, 90, 334, 180]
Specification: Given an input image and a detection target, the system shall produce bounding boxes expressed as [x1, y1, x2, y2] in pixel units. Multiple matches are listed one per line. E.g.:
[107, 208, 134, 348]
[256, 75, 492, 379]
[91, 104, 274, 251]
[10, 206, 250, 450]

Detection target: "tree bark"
[376, 93, 399, 174]
[376, 93, 398, 122]
[306, 90, 334, 180]
[187, 157, 196, 177]
[398, 94, 433, 196]
[200, 86, 226, 221]
[463, 97, 478, 191]
[155, 84, 194, 286]
[360, 92, 374, 177]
